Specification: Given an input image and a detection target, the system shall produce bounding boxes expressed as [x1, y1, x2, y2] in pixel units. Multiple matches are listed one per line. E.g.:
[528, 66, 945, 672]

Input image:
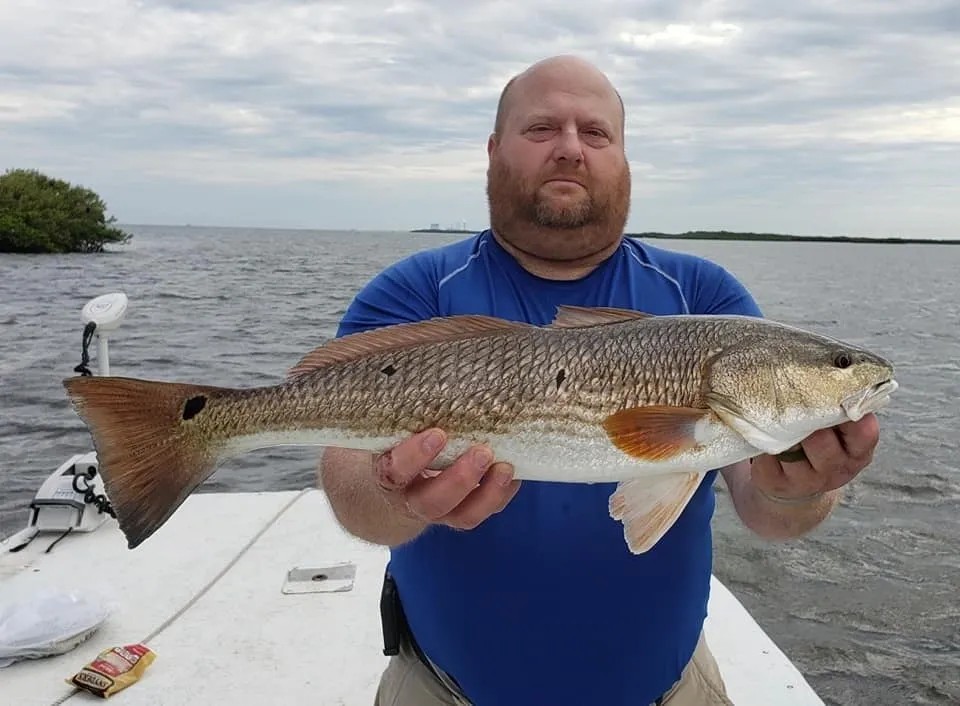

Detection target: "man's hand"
[750, 413, 881, 502]
[722, 413, 881, 540]
[375, 428, 521, 531]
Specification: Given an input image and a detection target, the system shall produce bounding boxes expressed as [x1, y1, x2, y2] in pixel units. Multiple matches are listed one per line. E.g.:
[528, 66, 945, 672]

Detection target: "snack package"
[66, 644, 156, 698]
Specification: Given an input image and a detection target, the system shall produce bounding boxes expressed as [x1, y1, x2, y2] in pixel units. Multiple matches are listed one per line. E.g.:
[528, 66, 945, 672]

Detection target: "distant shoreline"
[410, 228, 956, 244]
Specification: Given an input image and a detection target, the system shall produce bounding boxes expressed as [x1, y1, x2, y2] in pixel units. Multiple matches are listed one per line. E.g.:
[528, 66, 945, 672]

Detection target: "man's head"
[486, 55, 631, 265]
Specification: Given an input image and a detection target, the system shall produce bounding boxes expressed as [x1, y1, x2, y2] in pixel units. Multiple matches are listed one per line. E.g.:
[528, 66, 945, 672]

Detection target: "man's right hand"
[375, 428, 521, 531]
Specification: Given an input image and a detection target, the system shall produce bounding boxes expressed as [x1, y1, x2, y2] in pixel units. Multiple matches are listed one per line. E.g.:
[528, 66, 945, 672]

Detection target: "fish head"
[704, 324, 897, 455]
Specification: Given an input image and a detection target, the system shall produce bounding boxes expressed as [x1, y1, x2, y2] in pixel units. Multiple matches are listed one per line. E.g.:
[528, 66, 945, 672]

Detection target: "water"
[1, 226, 958, 704]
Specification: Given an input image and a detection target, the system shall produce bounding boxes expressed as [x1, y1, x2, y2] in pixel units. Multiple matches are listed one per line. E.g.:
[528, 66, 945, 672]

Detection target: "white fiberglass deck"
[1, 489, 823, 705]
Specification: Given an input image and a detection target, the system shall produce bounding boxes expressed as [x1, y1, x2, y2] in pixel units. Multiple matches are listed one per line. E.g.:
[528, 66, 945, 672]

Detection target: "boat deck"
[1, 489, 823, 705]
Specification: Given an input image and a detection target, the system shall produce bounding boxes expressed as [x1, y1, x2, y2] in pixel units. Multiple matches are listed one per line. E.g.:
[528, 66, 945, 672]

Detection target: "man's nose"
[552, 127, 584, 164]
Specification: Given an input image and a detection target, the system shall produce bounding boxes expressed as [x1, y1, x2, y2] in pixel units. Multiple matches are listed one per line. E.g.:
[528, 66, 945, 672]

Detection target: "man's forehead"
[497, 59, 623, 129]
[504, 82, 623, 128]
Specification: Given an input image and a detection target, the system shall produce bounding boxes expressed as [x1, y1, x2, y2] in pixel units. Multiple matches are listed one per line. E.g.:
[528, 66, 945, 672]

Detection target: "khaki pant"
[374, 631, 734, 706]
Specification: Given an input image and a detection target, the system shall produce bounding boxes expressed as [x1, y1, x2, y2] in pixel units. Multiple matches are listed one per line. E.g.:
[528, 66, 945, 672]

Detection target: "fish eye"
[833, 351, 853, 369]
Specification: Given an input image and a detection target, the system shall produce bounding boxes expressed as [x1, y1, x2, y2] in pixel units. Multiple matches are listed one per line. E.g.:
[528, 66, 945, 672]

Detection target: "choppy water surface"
[1, 226, 957, 704]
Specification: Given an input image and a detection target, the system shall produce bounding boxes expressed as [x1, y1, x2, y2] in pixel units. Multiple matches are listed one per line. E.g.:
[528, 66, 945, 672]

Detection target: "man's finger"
[797, 426, 848, 475]
[776, 444, 808, 464]
[837, 413, 880, 462]
[405, 445, 494, 520]
[375, 428, 446, 491]
[754, 453, 823, 498]
[444, 463, 520, 530]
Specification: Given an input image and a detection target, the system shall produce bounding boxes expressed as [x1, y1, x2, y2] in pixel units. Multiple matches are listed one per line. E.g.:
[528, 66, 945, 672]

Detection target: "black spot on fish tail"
[555, 369, 566, 389]
[381, 364, 397, 376]
[182, 395, 207, 420]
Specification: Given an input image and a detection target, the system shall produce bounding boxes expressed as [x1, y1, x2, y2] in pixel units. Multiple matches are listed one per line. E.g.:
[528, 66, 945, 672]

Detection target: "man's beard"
[486, 157, 631, 263]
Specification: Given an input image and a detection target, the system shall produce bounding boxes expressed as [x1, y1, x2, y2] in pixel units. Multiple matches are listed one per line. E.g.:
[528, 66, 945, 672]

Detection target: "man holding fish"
[62, 55, 894, 706]
[319, 55, 886, 705]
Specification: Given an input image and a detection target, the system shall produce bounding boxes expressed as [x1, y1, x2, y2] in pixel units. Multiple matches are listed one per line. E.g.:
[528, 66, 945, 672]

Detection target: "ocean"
[1, 225, 957, 704]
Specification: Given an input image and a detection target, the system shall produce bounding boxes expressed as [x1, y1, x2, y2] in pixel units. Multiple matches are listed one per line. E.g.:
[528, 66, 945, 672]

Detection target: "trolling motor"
[74, 292, 129, 377]
[2, 293, 128, 553]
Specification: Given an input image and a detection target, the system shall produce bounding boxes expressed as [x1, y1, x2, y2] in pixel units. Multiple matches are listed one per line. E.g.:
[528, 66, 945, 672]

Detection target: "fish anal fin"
[602, 406, 712, 461]
[287, 315, 530, 379]
[549, 305, 654, 329]
[609, 472, 704, 554]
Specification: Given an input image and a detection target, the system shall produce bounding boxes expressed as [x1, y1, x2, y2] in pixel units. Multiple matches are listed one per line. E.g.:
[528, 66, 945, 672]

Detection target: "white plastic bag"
[0, 583, 112, 668]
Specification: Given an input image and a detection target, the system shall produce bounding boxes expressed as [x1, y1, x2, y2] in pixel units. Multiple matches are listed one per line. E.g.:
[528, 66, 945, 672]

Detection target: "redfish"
[62, 306, 897, 552]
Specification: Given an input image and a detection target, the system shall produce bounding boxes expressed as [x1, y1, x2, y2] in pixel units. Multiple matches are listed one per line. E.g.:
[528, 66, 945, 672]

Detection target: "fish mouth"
[841, 379, 898, 420]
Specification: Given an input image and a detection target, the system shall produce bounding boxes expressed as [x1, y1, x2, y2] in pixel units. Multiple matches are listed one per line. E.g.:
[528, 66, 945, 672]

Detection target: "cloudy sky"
[1, 1, 957, 238]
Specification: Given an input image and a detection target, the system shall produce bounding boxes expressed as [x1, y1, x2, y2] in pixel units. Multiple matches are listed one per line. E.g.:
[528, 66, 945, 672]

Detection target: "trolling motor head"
[81, 292, 128, 333]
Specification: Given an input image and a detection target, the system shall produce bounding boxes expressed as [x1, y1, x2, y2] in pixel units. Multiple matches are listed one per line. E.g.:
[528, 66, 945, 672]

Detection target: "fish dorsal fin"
[287, 315, 531, 378]
[549, 305, 654, 329]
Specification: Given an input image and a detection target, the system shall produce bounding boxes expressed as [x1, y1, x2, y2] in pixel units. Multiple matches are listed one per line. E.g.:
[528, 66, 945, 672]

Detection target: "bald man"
[321, 54, 881, 706]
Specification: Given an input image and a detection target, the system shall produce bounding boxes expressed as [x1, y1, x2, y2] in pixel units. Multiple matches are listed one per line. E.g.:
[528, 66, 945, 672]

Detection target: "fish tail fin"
[62, 375, 228, 549]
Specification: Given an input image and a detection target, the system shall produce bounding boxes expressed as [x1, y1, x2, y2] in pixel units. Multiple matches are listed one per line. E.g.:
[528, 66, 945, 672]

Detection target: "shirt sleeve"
[336, 253, 441, 338]
[691, 262, 764, 317]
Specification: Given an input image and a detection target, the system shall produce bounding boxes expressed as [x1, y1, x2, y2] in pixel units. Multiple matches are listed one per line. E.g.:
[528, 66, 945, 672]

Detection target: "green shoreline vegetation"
[411, 228, 955, 244]
[0, 169, 132, 254]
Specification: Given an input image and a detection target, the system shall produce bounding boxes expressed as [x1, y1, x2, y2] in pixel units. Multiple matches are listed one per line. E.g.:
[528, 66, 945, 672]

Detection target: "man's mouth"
[544, 177, 584, 187]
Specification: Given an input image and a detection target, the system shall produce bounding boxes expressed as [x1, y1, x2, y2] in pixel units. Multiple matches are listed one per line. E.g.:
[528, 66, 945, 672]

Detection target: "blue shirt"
[337, 230, 763, 706]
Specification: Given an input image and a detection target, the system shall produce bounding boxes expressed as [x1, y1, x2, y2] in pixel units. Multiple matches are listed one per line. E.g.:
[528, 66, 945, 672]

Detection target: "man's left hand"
[750, 413, 881, 502]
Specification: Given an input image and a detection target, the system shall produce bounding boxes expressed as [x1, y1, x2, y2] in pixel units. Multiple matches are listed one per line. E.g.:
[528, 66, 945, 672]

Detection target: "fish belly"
[472, 418, 759, 482]
[218, 415, 758, 484]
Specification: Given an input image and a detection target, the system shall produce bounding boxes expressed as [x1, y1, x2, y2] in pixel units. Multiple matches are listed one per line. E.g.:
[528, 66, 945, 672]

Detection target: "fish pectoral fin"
[602, 406, 714, 460]
[287, 315, 531, 379]
[609, 472, 704, 554]
[549, 305, 654, 328]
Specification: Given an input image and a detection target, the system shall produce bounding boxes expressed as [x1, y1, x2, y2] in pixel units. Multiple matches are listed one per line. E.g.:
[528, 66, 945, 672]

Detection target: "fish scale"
[279, 326, 699, 434]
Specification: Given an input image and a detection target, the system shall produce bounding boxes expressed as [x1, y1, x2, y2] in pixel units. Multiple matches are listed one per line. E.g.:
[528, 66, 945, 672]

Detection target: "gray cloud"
[0, 0, 956, 236]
